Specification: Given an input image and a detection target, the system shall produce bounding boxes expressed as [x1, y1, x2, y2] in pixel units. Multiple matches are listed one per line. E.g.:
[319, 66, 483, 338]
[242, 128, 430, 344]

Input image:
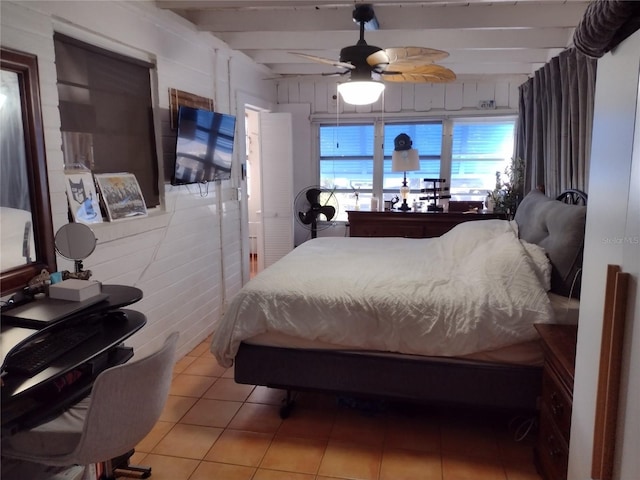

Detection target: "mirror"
[54, 223, 97, 273]
[1, 48, 55, 295]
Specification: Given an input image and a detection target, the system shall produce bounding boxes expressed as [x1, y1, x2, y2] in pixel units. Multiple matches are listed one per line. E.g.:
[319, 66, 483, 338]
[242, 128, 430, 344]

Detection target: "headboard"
[514, 189, 587, 297]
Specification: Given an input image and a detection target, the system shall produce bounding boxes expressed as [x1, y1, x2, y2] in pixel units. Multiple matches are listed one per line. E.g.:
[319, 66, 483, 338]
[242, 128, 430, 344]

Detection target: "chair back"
[68, 332, 178, 464]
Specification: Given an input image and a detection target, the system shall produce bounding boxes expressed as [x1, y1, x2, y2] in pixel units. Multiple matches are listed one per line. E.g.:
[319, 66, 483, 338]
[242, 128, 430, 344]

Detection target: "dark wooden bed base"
[234, 342, 543, 417]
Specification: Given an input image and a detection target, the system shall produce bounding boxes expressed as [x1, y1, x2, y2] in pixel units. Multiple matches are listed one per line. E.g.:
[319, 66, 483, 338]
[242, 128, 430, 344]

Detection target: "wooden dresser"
[534, 324, 578, 480]
[347, 211, 505, 238]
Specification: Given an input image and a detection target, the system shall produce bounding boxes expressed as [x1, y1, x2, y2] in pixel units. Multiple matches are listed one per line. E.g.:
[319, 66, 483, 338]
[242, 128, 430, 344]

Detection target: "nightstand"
[534, 324, 578, 480]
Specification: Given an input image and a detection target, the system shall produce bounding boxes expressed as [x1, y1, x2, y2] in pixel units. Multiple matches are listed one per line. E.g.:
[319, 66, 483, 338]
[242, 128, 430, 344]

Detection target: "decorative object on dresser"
[419, 178, 451, 212]
[347, 210, 505, 238]
[391, 133, 420, 212]
[534, 324, 578, 480]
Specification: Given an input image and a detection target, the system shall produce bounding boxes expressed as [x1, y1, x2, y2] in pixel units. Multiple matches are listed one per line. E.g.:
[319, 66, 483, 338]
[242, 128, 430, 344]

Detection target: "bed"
[211, 189, 587, 416]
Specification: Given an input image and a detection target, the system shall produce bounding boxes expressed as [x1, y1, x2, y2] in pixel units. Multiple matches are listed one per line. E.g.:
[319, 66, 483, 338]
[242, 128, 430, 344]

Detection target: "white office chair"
[1, 332, 179, 479]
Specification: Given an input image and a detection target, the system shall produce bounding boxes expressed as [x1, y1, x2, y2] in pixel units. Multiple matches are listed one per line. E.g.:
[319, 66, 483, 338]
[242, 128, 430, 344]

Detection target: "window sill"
[89, 208, 171, 244]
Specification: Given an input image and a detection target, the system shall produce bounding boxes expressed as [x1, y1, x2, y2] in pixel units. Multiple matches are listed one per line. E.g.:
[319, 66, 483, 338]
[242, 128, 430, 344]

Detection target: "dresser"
[534, 324, 578, 480]
[347, 211, 505, 238]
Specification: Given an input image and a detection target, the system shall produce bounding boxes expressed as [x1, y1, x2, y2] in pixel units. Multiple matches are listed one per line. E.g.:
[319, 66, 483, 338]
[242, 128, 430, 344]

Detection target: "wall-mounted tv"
[172, 106, 237, 185]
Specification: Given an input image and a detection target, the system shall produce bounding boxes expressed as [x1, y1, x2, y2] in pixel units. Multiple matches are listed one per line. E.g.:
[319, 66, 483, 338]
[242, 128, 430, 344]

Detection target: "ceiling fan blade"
[366, 50, 390, 68]
[381, 64, 456, 83]
[289, 52, 354, 71]
[317, 205, 336, 221]
[385, 47, 449, 65]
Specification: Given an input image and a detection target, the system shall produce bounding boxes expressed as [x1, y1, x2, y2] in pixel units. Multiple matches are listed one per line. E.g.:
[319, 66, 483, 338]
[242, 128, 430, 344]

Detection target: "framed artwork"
[64, 171, 102, 224]
[95, 173, 147, 222]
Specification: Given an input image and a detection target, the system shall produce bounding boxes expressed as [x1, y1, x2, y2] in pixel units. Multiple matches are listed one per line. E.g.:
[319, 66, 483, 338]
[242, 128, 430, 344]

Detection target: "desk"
[347, 210, 506, 238]
[1, 286, 146, 436]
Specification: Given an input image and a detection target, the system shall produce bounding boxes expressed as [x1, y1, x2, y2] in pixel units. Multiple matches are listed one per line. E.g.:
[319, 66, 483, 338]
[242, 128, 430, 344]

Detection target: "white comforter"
[211, 219, 554, 367]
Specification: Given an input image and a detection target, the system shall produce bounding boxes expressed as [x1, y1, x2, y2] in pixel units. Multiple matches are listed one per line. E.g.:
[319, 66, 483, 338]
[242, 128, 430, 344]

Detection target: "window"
[317, 116, 515, 219]
[54, 33, 159, 207]
[383, 122, 443, 195]
[450, 119, 515, 202]
[319, 124, 375, 218]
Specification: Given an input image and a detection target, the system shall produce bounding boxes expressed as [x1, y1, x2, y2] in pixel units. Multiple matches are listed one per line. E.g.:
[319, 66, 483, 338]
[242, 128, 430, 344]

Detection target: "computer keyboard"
[3, 323, 102, 377]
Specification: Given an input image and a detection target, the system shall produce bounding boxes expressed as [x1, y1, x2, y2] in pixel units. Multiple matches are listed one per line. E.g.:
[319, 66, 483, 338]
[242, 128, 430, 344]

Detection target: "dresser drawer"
[537, 405, 570, 480]
[541, 368, 572, 442]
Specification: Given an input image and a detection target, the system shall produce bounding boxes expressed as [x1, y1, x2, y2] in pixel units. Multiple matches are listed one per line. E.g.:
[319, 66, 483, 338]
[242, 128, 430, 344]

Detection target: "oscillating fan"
[295, 186, 339, 239]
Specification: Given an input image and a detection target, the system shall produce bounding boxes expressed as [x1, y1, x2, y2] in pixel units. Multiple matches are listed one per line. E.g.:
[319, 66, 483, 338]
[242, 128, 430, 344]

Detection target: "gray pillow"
[514, 190, 586, 297]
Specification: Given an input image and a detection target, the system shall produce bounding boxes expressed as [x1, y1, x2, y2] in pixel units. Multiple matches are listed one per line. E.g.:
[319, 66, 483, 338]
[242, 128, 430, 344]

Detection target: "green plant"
[488, 157, 524, 216]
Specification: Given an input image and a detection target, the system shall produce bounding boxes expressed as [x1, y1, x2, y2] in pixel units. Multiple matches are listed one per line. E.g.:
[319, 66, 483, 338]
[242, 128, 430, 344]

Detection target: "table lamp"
[391, 133, 420, 212]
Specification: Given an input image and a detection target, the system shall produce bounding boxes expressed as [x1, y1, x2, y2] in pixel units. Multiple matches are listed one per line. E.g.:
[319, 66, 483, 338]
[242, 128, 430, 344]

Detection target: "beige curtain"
[515, 48, 597, 197]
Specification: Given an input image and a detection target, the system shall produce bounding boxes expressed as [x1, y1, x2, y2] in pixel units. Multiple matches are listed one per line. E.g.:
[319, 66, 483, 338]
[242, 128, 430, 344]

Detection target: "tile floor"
[130, 337, 543, 480]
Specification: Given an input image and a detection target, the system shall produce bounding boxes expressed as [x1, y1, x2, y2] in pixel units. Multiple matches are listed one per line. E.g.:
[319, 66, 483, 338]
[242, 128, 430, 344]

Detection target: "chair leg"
[110, 450, 151, 479]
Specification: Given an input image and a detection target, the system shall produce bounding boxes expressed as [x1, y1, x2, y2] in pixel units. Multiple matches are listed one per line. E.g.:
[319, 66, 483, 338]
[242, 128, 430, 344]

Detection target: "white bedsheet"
[211, 219, 555, 367]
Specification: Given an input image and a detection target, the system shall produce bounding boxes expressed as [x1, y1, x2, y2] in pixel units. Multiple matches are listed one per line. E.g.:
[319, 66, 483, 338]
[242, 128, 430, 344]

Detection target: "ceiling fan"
[289, 4, 456, 104]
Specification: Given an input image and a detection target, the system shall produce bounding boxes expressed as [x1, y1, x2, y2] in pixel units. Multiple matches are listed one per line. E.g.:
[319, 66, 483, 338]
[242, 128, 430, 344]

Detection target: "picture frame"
[95, 173, 147, 222]
[64, 170, 103, 224]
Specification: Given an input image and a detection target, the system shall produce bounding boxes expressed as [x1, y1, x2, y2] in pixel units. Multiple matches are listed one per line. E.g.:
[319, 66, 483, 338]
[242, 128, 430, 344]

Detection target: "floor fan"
[295, 186, 339, 239]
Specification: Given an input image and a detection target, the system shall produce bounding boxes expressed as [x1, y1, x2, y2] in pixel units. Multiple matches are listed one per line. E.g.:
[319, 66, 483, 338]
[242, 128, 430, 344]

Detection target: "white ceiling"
[156, 0, 590, 82]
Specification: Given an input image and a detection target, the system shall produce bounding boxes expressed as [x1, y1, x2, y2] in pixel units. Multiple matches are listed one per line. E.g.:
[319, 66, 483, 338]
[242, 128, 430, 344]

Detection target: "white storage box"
[49, 279, 102, 302]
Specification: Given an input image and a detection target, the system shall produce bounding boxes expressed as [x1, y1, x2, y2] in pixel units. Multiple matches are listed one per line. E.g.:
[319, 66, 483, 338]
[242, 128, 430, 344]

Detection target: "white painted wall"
[569, 30, 640, 480]
[1, 0, 276, 360]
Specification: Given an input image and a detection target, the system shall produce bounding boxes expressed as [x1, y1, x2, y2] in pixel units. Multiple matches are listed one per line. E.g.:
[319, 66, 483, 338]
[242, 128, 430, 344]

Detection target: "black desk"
[1, 285, 146, 436]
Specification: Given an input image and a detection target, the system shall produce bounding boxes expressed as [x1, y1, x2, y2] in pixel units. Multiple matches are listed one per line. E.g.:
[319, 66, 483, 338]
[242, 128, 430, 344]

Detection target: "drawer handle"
[547, 435, 561, 458]
[550, 392, 564, 416]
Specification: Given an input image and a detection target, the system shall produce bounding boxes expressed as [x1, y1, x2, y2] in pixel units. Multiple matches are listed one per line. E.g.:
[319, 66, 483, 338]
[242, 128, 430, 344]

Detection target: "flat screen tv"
[172, 106, 236, 185]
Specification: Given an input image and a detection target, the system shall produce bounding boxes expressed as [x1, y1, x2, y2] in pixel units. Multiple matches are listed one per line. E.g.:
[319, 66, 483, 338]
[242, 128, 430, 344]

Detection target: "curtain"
[515, 48, 597, 197]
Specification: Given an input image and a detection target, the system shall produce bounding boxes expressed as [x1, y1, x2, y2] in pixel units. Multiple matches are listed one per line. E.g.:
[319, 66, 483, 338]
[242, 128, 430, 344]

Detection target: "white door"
[257, 112, 294, 270]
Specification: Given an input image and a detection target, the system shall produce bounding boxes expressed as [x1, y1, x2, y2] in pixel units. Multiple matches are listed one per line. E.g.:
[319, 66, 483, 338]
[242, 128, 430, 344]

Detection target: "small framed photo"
[95, 173, 147, 222]
[64, 171, 103, 224]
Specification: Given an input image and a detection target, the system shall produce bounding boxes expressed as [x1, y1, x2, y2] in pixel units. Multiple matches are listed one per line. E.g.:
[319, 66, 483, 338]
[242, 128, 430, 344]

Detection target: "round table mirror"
[54, 223, 97, 272]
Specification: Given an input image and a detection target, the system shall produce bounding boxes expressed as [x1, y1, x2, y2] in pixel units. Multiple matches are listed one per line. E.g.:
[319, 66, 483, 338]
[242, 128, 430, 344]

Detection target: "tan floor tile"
[260, 435, 327, 474]
[331, 410, 387, 447]
[152, 423, 223, 459]
[380, 448, 442, 480]
[503, 458, 543, 480]
[180, 398, 243, 428]
[442, 451, 507, 480]
[276, 406, 336, 439]
[188, 341, 210, 357]
[173, 355, 196, 374]
[203, 377, 255, 401]
[159, 395, 198, 422]
[385, 416, 440, 453]
[223, 365, 235, 378]
[132, 453, 199, 480]
[318, 441, 382, 480]
[183, 355, 228, 377]
[247, 386, 288, 405]
[189, 461, 255, 480]
[441, 423, 501, 460]
[228, 403, 283, 434]
[169, 374, 216, 397]
[205, 429, 273, 466]
[254, 469, 316, 480]
[136, 420, 174, 452]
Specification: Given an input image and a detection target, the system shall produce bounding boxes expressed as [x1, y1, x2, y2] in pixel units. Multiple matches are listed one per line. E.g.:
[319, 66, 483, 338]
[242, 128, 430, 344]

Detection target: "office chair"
[1, 331, 179, 479]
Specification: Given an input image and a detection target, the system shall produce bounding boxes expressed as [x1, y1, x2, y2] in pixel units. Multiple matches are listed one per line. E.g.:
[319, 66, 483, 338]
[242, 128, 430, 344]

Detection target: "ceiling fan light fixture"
[337, 80, 385, 106]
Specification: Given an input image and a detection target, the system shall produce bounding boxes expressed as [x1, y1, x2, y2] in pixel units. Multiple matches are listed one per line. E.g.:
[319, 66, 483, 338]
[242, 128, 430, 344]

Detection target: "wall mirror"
[1, 47, 55, 296]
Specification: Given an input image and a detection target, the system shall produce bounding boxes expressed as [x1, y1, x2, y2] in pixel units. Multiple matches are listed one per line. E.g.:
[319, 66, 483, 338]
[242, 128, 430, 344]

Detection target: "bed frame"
[234, 190, 588, 418]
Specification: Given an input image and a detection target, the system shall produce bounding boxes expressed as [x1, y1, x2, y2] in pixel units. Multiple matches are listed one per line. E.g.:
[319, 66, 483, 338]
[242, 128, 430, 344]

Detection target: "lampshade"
[337, 81, 385, 106]
[391, 149, 420, 172]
